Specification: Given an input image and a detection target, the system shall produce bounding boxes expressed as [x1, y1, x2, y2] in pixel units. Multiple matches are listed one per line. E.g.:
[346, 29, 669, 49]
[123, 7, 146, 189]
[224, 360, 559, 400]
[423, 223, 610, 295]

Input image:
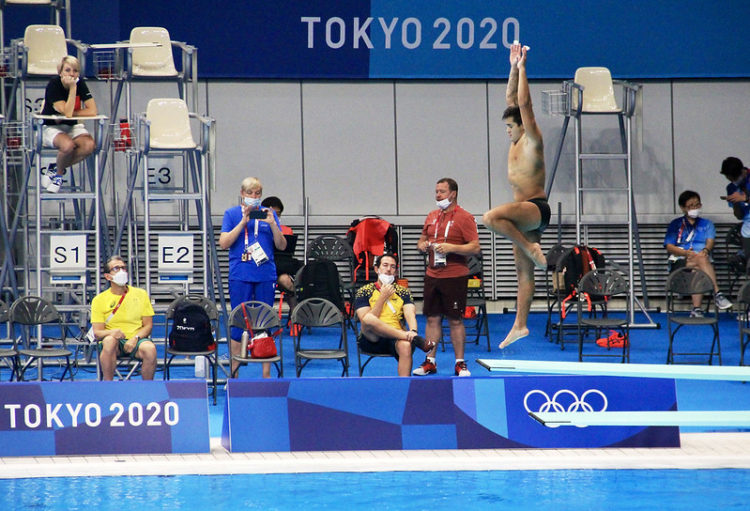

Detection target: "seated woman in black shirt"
[40, 55, 98, 192]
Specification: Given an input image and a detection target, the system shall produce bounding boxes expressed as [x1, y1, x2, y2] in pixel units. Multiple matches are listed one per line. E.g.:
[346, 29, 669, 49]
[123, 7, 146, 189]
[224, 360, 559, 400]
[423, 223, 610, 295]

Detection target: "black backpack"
[554, 245, 606, 302]
[296, 260, 345, 311]
[168, 302, 216, 352]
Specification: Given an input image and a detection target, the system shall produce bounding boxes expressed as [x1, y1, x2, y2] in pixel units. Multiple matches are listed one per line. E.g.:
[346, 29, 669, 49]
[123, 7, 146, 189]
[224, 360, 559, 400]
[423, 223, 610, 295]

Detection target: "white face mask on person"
[243, 197, 261, 209]
[112, 271, 129, 286]
[378, 273, 395, 286]
[436, 198, 451, 210]
[687, 208, 701, 219]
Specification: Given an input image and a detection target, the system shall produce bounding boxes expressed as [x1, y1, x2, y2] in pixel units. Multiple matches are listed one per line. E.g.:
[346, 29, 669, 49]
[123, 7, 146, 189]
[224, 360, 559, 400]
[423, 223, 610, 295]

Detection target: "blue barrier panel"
[222, 376, 679, 452]
[0, 381, 210, 456]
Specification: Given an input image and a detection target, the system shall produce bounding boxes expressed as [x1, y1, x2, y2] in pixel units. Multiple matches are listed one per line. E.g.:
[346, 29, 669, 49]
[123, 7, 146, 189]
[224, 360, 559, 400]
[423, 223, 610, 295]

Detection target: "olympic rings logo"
[523, 389, 608, 428]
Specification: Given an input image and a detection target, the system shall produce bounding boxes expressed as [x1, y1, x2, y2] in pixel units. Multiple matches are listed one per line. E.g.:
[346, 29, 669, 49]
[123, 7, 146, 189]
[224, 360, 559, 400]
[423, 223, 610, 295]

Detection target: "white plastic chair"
[129, 26, 178, 77]
[145, 98, 196, 149]
[23, 24, 67, 75]
[571, 67, 620, 113]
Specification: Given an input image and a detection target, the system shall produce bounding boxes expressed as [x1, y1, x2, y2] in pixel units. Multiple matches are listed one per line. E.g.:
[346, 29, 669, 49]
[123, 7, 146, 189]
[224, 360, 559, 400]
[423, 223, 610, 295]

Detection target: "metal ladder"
[27, 114, 106, 320]
[543, 74, 657, 328]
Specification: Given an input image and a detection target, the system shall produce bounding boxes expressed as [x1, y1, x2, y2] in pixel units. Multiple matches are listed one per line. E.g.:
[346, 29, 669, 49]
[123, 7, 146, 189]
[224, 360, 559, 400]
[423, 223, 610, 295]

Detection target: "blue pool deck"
[2, 311, 750, 478]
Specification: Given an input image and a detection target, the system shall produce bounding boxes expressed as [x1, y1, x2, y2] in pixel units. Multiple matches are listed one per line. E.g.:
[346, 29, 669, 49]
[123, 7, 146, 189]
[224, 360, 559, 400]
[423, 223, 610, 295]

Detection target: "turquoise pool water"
[1, 469, 747, 510]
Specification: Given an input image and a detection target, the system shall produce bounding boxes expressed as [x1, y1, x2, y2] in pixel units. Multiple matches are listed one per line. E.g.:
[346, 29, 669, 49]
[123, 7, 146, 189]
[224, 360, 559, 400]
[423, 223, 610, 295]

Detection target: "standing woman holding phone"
[219, 177, 286, 377]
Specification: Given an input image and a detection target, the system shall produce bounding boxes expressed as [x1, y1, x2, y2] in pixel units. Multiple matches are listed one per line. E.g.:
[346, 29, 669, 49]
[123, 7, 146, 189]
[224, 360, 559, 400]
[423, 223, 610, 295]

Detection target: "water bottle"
[194, 355, 207, 378]
[240, 330, 250, 357]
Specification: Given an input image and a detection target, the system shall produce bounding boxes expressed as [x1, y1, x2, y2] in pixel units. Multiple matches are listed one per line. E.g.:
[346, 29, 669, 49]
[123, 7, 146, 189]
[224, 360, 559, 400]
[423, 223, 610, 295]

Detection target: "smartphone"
[248, 209, 267, 220]
[720, 196, 728, 200]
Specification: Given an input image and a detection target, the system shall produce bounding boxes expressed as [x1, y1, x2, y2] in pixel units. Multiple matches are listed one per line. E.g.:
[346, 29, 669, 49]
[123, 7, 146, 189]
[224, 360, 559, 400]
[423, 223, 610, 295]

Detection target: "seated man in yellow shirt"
[355, 253, 435, 376]
[91, 255, 157, 380]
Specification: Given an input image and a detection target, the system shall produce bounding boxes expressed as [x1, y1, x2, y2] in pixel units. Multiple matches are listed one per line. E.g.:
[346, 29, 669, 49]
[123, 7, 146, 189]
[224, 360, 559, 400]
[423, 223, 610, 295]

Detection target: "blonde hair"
[57, 55, 80, 74]
[240, 177, 262, 194]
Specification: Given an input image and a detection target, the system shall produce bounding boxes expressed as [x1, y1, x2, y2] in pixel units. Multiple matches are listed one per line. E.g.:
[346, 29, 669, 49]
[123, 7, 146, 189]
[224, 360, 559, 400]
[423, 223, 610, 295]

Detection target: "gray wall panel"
[301, 82, 396, 217]
[207, 81, 303, 216]
[395, 81, 490, 218]
[673, 80, 750, 217]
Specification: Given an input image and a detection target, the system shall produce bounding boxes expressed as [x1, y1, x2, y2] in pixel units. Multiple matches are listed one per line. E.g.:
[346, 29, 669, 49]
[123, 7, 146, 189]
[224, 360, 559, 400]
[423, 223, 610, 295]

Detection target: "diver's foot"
[528, 243, 546, 269]
[499, 327, 529, 349]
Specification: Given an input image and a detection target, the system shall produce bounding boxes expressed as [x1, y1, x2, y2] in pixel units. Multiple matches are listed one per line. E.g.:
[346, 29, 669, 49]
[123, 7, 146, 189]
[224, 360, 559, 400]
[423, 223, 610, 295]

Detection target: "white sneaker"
[454, 361, 471, 377]
[46, 174, 63, 193]
[715, 293, 733, 310]
[40, 164, 57, 188]
[412, 358, 437, 376]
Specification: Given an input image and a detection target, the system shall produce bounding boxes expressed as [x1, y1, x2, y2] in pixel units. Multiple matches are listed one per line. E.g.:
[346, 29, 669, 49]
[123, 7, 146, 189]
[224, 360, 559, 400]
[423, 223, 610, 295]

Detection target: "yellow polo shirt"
[90, 286, 154, 339]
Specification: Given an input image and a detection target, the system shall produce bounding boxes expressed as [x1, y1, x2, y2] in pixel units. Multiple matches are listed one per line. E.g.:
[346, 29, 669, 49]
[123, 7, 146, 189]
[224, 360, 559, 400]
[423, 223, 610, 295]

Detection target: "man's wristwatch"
[134, 335, 140, 342]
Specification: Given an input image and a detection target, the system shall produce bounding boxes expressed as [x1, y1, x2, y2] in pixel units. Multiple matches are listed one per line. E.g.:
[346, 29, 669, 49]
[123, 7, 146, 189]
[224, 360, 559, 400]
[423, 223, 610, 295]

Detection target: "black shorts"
[357, 333, 414, 360]
[422, 275, 468, 320]
[668, 258, 687, 273]
[528, 197, 551, 234]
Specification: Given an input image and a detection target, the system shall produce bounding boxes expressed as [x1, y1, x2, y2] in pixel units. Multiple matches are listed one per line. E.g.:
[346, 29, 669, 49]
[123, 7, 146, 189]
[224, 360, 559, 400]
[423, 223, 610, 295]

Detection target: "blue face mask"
[243, 197, 261, 209]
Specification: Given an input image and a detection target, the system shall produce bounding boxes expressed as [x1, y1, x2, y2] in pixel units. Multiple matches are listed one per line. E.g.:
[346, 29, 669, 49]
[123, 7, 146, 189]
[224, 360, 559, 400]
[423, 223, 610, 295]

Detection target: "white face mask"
[112, 270, 128, 286]
[378, 273, 395, 286]
[436, 198, 451, 210]
[687, 208, 701, 219]
[243, 197, 261, 209]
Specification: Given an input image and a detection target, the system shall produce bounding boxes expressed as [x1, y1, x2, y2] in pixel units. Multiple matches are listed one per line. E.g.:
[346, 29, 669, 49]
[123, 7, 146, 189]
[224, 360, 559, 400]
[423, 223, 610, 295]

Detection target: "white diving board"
[530, 410, 750, 428]
[476, 359, 750, 381]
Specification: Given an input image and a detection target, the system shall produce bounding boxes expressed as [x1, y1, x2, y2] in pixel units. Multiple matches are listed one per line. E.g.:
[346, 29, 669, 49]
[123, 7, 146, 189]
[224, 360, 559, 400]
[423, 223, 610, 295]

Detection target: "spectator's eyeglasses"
[109, 265, 126, 273]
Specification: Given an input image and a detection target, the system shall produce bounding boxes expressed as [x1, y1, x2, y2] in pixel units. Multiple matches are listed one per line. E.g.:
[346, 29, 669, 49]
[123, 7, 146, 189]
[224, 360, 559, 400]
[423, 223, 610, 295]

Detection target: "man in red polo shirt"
[414, 178, 481, 377]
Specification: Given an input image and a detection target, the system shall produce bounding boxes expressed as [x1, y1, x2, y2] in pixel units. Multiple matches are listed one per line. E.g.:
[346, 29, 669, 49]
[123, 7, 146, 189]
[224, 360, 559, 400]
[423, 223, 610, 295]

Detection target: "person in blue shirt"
[720, 157, 750, 269]
[664, 190, 732, 316]
[219, 177, 286, 377]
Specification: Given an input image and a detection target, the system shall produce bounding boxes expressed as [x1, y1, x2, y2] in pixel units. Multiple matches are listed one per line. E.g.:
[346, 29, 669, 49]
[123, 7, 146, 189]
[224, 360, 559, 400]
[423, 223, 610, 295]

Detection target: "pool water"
[1, 469, 747, 510]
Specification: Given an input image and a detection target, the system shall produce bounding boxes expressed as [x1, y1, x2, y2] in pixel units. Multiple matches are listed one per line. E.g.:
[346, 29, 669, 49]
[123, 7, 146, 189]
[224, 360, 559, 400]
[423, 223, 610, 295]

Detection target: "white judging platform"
[477, 359, 750, 381]
[530, 411, 750, 428]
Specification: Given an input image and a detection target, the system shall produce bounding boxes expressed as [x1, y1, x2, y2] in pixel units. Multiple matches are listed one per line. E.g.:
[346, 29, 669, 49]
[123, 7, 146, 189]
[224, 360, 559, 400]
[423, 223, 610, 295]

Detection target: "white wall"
[83, 77, 750, 226]
[200, 78, 750, 227]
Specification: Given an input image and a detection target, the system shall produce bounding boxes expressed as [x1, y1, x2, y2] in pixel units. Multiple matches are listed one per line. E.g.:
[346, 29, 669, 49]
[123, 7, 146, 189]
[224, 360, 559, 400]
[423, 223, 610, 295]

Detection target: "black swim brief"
[528, 197, 551, 234]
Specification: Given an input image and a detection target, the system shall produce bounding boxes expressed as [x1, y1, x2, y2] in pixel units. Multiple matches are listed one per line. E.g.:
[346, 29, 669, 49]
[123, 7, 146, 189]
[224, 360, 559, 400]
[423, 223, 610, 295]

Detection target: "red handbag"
[241, 303, 278, 359]
[249, 333, 277, 358]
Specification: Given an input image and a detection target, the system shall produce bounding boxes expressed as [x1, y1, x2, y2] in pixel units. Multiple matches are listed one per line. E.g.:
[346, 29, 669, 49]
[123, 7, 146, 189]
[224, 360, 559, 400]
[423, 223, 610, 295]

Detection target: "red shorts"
[422, 275, 467, 320]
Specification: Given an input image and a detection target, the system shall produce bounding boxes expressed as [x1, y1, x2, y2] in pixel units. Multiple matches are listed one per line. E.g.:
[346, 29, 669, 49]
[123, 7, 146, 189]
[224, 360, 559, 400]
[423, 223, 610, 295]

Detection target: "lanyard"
[243, 220, 259, 248]
[374, 281, 397, 314]
[676, 218, 696, 248]
[433, 208, 456, 242]
[106, 288, 127, 323]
